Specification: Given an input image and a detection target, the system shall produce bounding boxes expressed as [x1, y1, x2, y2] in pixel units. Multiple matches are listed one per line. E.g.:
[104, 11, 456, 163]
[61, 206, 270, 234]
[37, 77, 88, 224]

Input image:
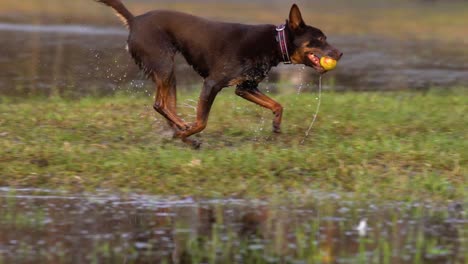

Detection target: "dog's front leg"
[235, 82, 283, 133]
[175, 79, 224, 148]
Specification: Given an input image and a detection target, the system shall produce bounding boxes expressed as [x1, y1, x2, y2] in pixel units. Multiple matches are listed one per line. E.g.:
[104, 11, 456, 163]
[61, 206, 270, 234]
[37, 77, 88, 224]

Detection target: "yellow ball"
[320, 56, 337, 71]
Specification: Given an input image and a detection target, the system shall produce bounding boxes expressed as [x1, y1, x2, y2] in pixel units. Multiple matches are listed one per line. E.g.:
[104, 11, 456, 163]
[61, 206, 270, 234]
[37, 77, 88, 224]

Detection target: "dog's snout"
[327, 49, 343, 60]
[333, 50, 343, 60]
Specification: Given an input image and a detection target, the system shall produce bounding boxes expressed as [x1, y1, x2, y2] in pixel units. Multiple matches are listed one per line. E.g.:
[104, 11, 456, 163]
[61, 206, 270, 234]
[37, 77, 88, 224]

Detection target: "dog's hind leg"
[152, 70, 189, 132]
[128, 30, 189, 133]
[235, 81, 283, 133]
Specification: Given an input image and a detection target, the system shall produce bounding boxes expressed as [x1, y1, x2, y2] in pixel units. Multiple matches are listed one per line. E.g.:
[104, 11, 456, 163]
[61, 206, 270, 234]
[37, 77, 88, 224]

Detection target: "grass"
[0, 87, 466, 200]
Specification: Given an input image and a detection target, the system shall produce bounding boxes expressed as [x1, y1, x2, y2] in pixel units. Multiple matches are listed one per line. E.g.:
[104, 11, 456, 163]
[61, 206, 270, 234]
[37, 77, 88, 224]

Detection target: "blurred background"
[0, 0, 466, 97]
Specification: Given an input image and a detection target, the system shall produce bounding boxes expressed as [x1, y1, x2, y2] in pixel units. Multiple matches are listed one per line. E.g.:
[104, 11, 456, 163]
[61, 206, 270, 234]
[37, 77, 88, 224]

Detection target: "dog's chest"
[246, 63, 272, 79]
[228, 62, 272, 86]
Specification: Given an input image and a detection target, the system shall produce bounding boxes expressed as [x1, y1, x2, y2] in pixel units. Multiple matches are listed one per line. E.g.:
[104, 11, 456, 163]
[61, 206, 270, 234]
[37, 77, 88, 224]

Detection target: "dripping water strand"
[301, 75, 322, 144]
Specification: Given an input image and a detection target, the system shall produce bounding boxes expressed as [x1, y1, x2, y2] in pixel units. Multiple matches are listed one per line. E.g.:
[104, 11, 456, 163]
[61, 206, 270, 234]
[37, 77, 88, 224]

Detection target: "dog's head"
[287, 4, 343, 73]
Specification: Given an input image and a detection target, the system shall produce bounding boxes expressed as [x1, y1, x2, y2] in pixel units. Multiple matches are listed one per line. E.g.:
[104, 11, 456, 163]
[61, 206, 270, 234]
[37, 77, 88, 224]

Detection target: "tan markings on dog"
[228, 77, 246, 87]
[290, 42, 325, 64]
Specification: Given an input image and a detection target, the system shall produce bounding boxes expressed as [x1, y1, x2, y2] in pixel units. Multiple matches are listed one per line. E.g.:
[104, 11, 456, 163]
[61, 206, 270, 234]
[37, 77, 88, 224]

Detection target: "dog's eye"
[318, 36, 326, 42]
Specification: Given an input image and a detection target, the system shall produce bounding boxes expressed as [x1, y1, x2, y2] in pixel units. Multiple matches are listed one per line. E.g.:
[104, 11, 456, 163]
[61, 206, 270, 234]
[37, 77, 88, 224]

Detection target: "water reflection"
[0, 23, 467, 98]
[0, 188, 465, 263]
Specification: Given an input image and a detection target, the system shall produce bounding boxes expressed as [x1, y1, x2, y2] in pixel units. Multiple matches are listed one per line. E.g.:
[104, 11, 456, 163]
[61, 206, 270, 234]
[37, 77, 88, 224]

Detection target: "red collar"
[276, 24, 291, 64]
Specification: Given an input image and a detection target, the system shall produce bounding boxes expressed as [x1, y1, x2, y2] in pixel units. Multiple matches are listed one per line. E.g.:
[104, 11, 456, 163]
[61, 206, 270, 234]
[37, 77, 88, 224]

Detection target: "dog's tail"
[96, 0, 134, 28]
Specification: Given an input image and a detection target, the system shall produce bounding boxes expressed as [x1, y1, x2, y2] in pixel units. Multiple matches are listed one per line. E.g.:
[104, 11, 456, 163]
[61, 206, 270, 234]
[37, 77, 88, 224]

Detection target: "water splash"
[301, 75, 323, 144]
[296, 66, 306, 95]
[252, 115, 266, 141]
[182, 99, 198, 118]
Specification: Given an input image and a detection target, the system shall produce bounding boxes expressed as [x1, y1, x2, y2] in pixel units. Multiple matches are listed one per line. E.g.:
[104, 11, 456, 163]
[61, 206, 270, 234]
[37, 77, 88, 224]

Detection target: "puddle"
[0, 188, 465, 263]
[0, 23, 126, 35]
[0, 23, 467, 98]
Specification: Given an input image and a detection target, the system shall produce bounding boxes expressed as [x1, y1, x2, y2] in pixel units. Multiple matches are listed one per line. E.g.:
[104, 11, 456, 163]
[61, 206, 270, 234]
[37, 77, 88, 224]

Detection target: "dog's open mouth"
[307, 53, 326, 73]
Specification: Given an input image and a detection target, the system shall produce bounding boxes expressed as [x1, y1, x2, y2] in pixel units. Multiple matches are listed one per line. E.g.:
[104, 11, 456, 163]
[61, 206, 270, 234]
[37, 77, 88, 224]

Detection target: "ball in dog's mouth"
[307, 53, 338, 72]
[320, 56, 337, 71]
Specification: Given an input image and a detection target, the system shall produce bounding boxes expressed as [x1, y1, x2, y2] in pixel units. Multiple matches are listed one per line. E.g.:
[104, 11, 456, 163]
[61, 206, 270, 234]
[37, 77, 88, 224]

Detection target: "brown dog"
[96, 0, 342, 148]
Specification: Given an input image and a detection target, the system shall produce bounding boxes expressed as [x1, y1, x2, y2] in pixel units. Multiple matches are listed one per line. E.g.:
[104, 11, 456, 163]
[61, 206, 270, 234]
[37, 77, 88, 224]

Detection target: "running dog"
[96, 0, 342, 148]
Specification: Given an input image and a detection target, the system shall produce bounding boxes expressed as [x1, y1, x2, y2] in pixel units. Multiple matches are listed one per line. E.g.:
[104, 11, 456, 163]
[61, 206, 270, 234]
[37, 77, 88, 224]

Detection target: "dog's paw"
[191, 140, 202, 150]
[273, 126, 282, 134]
[180, 137, 201, 149]
[176, 123, 191, 131]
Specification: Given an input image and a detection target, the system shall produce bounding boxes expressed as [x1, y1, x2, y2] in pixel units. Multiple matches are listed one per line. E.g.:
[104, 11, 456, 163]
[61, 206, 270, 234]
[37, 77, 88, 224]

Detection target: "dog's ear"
[288, 4, 305, 32]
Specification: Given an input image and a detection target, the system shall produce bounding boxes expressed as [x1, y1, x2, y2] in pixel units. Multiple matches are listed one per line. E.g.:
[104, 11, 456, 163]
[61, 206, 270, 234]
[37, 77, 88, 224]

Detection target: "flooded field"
[0, 188, 465, 263]
[0, 2, 467, 97]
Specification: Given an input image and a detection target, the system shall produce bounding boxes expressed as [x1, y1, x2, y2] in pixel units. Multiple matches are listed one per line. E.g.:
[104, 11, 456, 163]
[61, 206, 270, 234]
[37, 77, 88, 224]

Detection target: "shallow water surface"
[0, 23, 467, 97]
[0, 188, 465, 263]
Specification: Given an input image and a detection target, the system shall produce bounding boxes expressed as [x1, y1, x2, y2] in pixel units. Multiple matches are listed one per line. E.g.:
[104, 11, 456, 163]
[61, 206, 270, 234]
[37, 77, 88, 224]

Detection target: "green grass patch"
[0, 88, 466, 200]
